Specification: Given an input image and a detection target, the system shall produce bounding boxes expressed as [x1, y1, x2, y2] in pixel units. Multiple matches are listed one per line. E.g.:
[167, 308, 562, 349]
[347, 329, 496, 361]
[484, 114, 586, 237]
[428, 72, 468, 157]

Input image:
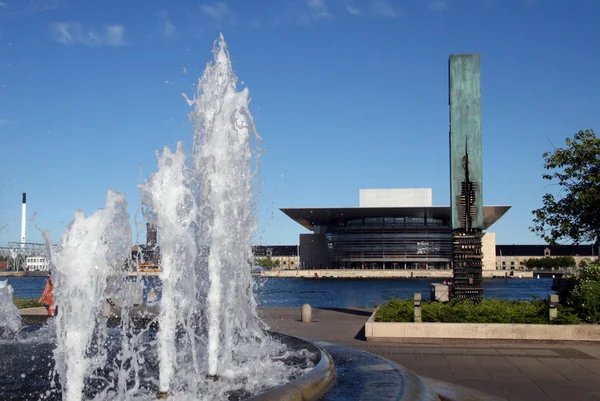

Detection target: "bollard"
[414, 293, 422, 323]
[548, 294, 559, 321]
[301, 303, 312, 323]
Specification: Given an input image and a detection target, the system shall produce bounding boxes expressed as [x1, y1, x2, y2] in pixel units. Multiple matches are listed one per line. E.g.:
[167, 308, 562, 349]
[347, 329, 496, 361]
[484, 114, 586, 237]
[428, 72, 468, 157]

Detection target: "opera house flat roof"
[280, 206, 511, 232]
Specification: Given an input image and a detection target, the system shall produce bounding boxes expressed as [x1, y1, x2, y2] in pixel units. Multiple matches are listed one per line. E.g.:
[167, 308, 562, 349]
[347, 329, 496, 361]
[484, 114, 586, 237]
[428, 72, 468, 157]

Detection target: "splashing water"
[189, 32, 265, 379]
[45, 191, 132, 401]
[139, 142, 200, 393]
[0, 280, 21, 339]
[0, 33, 312, 401]
[136, 34, 299, 398]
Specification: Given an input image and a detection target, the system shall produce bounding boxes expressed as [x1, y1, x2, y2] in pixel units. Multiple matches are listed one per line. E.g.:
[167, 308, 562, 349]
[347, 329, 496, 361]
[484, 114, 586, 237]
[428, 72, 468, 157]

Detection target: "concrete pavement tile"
[409, 355, 456, 384]
[568, 345, 600, 360]
[358, 345, 415, 355]
[453, 378, 506, 399]
[446, 355, 492, 380]
[554, 348, 595, 359]
[545, 389, 600, 401]
[414, 347, 468, 355]
[498, 382, 553, 401]
[470, 348, 501, 356]
[541, 358, 600, 392]
[429, 347, 471, 355]
[507, 357, 570, 388]
[477, 356, 535, 384]
[571, 358, 600, 375]
[525, 349, 559, 357]
[497, 349, 530, 356]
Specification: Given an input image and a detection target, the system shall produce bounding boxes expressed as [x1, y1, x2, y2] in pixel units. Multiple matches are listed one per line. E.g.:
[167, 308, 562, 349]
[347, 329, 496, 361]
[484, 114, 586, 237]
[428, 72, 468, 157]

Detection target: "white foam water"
[189, 33, 272, 381]
[136, 34, 303, 399]
[44, 191, 132, 401]
[22, 33, 311, 401]
[0, 280, 21, 339]
[138, 142, 200, 393]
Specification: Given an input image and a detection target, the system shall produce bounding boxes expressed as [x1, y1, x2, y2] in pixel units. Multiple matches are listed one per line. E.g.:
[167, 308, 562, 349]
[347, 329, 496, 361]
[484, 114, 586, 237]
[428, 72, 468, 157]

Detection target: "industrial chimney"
[20, 193, 26, 244]
[146, 223, 157, 249]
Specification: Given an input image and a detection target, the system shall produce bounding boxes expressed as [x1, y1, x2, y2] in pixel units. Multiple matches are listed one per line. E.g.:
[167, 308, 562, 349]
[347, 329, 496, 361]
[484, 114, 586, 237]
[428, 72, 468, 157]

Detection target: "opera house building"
[281, 188, 510, 270]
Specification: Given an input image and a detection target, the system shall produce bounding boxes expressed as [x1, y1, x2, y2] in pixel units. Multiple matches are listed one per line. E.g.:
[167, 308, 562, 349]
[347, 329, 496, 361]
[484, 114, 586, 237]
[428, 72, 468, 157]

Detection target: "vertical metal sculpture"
[449, 54, 484, 301]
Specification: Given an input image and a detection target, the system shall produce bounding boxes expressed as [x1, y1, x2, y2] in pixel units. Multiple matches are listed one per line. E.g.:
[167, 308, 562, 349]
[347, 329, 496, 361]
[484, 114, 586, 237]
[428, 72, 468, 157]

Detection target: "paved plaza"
[259, 307, 600, 401]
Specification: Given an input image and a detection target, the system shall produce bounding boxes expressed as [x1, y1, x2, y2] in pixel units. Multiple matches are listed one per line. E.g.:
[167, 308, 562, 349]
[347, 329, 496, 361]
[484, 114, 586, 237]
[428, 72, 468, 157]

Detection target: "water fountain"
[0, 34, 334, 400]
[0, 280, 21, 339]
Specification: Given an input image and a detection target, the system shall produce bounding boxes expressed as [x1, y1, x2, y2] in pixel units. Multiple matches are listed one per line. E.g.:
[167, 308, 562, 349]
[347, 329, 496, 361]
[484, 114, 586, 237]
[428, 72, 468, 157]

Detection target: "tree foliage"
[531, 129, 600, 245]
[254, 258, 280, 269]
[522, 256, 576, 269]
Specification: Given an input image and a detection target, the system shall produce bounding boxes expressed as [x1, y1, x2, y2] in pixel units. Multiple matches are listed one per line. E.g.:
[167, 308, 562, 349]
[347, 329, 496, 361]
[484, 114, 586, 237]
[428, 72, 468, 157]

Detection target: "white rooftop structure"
[359, 188, 433, 208]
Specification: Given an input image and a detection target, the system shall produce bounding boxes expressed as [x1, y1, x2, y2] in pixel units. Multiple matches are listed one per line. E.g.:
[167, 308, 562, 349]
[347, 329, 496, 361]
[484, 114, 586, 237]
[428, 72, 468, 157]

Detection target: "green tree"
[531, 130, 600, 247]
[254, 258, 281, 269]
[523, 256, 576, 269]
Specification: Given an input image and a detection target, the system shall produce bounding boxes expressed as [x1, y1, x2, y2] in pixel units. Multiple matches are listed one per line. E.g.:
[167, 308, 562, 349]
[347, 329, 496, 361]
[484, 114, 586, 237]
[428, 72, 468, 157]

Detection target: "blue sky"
[0, 0, 599, 246]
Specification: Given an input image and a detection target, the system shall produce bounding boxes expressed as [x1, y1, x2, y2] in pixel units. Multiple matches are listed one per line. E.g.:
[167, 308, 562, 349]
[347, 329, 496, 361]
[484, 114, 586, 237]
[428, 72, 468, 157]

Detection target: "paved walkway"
[259, 307, 600, 401]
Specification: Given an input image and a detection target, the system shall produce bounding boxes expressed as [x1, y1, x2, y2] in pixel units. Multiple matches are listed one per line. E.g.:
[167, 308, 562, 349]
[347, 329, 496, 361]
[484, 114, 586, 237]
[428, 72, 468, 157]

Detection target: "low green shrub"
[374, 298, 581, 324]
[13, 298, 43, 309]
[559, 262, 600, 323]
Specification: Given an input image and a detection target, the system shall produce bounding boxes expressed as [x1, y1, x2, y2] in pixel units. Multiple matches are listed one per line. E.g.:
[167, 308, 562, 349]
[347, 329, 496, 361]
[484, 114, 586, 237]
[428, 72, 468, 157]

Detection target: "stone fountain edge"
[245, 333, 336, 401]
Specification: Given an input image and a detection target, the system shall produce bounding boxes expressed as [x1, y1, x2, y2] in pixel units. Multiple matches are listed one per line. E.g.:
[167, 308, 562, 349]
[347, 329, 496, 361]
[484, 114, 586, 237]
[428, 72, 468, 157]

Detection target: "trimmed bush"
[567, 264, 600, 323]
[13, 298, 43, 309]
[374, 298, 581, 324]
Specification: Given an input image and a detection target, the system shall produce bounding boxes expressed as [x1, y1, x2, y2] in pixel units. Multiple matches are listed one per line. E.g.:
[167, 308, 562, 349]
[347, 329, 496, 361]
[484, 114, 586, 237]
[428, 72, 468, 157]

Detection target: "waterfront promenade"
[259, 269, 534, 279]
[259, 307, 600, 401]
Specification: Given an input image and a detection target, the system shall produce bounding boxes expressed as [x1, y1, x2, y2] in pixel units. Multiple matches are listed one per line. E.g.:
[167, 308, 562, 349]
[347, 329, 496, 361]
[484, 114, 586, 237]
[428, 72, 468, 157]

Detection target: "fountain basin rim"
[245, 333, 336, 401]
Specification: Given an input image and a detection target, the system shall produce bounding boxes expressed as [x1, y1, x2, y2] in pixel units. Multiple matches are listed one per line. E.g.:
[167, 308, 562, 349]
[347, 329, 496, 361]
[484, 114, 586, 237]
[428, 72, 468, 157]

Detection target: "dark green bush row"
[559, 262, 600, 323]
[374, 298, 581, 325]
[13, 298, 43, 309]
[523, 256, 575, 269]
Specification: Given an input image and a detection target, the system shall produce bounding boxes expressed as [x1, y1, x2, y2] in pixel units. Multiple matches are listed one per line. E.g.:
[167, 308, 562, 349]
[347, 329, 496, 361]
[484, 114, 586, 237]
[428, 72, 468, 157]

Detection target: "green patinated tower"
[449, 54, 484, 300]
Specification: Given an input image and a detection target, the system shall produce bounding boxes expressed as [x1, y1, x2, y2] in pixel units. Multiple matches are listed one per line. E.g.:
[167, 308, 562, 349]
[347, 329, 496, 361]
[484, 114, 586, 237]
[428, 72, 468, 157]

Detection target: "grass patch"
[374, 298, 582, 324]
[13, 298, 43, 309]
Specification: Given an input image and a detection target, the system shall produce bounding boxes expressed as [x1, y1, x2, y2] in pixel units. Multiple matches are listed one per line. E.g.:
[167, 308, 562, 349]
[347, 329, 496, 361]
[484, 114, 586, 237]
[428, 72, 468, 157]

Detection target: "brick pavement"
[259, 307, 600, 401]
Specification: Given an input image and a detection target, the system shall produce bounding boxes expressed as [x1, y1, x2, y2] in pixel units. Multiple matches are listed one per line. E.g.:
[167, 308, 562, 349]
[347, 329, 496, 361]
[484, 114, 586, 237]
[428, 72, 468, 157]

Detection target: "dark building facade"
[282, 206, 508, 270]
[496, 244, 598, 270]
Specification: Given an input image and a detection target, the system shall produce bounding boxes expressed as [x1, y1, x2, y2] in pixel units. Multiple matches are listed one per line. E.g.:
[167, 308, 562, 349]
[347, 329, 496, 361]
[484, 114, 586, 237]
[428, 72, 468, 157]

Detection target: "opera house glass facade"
[281, 189, 509, 270]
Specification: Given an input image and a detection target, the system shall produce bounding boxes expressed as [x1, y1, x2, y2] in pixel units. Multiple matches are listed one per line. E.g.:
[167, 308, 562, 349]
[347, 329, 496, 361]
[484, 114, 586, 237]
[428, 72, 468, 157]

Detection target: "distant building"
[25, 256, 49, 271]
[281, 188, 509, 270]
[496, 244, 597, 270]
[252, 245, 299, 270]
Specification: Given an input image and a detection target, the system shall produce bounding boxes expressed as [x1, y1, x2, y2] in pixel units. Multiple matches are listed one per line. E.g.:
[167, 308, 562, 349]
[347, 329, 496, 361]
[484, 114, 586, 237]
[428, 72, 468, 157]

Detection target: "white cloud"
[201, 2, 236, 26]
[51, 22, 127, 47]
[308, 0, 332, 19]
[346, 5, 363, 15]
[0, 0, 58, 17]
[428, 0, 450, 12]
[369, 0, 398, 18]
[158, 10, 175, 39]
[0, 118, 16, 125]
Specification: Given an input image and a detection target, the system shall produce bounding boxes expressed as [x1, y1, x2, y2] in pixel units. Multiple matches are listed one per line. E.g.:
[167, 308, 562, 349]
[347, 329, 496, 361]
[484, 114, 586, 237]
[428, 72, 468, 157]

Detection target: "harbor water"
[5, 276, 555, 308]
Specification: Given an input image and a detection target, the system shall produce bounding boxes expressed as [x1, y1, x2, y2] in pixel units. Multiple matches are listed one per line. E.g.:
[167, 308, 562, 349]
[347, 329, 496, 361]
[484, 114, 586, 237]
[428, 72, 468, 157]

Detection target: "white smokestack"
[20, 193, 26, 244]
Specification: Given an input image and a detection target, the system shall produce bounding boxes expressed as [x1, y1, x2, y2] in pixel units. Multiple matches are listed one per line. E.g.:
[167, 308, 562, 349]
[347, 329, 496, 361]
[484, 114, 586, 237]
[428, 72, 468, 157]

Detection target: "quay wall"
[259, 269, 534, 279]
[0, 271, 49, 277]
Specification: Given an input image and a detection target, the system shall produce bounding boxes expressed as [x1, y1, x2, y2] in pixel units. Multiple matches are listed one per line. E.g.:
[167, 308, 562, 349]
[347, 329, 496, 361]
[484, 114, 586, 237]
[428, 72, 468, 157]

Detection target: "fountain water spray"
[45, 191, 131, 401]
[137, 34, 294, 398]
[0, 33, 313, 401]
[0, 280, 21, 339]
[188, 33, 264, 379]
[139, 142, 199, 394]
